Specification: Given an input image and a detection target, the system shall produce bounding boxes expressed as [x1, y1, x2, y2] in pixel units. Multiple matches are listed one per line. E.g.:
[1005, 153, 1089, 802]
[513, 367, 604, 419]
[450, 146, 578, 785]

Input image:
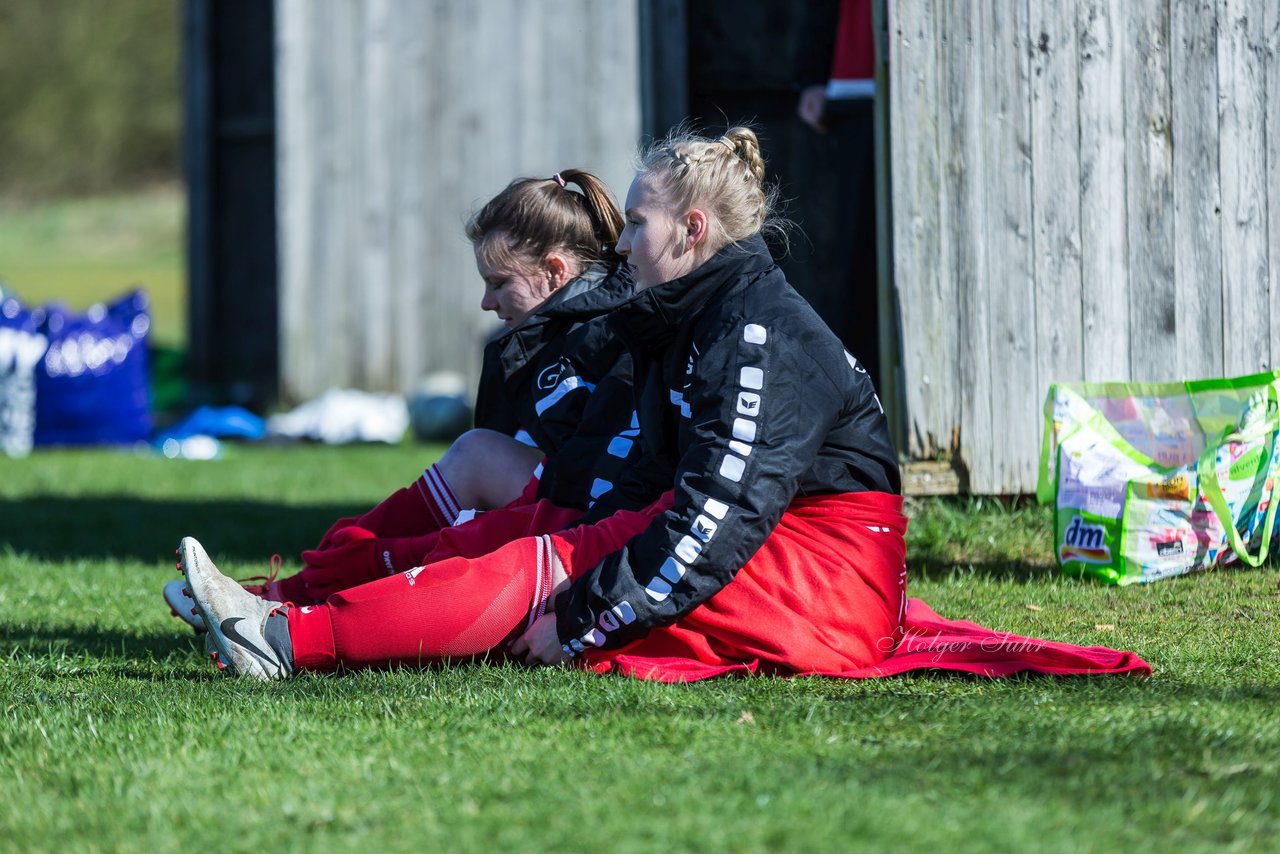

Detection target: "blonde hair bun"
[720, 127, 766, 187]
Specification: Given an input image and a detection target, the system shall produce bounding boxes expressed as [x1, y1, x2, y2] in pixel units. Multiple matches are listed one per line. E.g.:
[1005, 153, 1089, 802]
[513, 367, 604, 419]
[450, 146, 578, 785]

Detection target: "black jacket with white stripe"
[554, 235, 900, 654]
[473, 263, 645, 512]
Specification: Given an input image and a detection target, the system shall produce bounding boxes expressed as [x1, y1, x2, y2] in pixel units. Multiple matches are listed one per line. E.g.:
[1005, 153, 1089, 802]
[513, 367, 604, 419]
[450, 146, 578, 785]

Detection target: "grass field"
[0, 186, 185, 346]
[2, 444, 1278, 851]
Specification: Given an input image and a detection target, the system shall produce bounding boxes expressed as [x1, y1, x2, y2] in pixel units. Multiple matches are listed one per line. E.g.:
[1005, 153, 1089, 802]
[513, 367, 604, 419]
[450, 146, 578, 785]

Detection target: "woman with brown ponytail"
[165, 168, 647, 624]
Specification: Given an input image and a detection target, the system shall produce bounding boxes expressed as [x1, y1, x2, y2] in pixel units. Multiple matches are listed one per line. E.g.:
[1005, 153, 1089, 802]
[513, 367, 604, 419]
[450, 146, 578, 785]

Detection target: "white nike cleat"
[178, 537, 294, 681]
[162, 558, 287, 635]
[163, 578, 205, 633]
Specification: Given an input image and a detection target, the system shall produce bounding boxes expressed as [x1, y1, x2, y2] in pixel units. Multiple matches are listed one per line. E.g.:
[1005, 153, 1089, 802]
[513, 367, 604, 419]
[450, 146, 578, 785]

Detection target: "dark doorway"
[640, 0, 883, 388]
[182, 0, 278, 409]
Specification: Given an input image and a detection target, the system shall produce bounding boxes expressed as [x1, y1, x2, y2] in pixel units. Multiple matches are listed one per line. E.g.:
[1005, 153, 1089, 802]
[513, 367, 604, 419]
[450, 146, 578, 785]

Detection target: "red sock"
[423, 499, 582, 563]
[316, 464, 462, 549]
[415, 464, 463, 529]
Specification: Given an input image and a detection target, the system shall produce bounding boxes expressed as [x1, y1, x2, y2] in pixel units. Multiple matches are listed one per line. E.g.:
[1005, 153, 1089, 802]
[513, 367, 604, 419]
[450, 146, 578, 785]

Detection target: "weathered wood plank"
[939, 1, 990, 491]
[277, 0, 641, 403]
[435, 0, 491, 388]
[980, 0, 1037, 493]
[586, 0, 641, 174]
[389, 0, 430, 393]
[1266, 0, 1280, 371]
[1124, 0, 1176, 382]
[1171, 0, 1225, 380]
[442, 0, 491, 386]
[360, 0, 395, 389]
[294, 0, 354, 396]
[322, 0, 360, 390]
[545, 1, 583, 161]
[1217, 0, 1271, 376]
[275, 0, 307, 400]
[1029, 2, 1084, 388]
[1077, 0, 1131, 381]
[889, 0, 956, 460]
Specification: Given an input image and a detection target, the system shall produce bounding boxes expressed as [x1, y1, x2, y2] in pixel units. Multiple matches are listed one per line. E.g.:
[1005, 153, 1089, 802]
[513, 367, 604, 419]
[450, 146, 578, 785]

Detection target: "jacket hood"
[612, 233, 776, 349]
[491, 262, 632, 380]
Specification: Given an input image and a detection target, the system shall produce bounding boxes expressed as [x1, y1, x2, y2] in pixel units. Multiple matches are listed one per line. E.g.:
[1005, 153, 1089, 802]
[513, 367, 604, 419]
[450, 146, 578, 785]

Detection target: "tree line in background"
[0, 0, 179, 200]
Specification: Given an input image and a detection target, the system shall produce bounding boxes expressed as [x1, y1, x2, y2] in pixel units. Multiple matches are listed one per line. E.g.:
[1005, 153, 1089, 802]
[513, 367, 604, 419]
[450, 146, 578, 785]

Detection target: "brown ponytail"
[466, 169, 623, 274]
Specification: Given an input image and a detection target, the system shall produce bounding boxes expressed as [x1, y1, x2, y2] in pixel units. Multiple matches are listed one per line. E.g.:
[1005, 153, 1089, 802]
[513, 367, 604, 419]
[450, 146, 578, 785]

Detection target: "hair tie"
[552, 172, 567, 188]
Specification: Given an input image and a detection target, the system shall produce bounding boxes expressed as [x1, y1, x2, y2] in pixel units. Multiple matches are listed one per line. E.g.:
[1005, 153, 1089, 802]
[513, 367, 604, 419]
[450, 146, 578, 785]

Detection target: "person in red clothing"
[177, 125, 910, 681]
[795, 0, 876, 132]
[794, 0, 882, 383]
[164, 169, 643, 623]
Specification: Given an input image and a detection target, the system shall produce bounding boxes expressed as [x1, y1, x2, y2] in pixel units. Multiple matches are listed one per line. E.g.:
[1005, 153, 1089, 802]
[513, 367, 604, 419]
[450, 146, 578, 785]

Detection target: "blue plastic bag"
[155, 405, 266, 443]
[34, 289, 152, 446]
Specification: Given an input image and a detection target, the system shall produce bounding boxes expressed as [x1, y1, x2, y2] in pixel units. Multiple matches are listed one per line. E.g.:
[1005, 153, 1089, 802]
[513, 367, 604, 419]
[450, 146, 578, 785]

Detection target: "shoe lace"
[238, 554, 283, 596]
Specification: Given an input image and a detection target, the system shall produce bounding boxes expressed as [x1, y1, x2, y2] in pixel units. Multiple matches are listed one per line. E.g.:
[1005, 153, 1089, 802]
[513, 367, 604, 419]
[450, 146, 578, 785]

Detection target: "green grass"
[0, 186, 184, 346]
[2, 446, 1279, 851]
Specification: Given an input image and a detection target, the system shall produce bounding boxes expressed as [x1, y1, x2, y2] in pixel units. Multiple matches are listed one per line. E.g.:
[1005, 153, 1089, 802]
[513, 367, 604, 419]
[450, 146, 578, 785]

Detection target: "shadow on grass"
[820, 670, 1280, 702]
[907, 554, 1279, 585]
[0, 622, 199, 662]
[906, 558, 1060, 584]
[0, 496, 366, 563]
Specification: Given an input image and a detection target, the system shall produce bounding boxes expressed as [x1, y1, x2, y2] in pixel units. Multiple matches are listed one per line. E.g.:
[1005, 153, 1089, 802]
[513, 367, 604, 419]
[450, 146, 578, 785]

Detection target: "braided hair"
[638, 126, 784, 253]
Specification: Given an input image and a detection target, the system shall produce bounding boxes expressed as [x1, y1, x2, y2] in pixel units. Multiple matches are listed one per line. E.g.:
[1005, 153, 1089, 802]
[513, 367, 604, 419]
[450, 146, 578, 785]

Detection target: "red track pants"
[287, 491, 907, 678]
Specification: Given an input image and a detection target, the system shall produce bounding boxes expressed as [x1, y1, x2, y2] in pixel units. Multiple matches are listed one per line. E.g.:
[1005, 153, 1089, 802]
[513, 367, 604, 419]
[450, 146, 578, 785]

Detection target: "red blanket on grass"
[590, 597, 1152, 682]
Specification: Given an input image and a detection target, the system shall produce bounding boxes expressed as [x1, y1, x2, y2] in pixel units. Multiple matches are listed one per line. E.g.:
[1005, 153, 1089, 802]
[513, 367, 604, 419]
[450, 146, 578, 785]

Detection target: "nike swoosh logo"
[220, 617, 276, 664]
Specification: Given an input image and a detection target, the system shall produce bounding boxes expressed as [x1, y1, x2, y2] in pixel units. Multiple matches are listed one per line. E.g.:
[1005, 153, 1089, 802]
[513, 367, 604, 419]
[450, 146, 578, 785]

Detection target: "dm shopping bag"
[1037, 370, 1280, 584]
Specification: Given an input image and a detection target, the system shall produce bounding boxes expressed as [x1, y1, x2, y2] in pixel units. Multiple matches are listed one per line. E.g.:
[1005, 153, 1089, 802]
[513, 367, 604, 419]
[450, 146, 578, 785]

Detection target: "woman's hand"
[510, 611, 570, 666]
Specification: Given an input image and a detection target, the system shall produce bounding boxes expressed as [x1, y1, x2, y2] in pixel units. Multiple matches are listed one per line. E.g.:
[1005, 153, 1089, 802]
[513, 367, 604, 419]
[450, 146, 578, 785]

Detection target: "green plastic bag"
[1037, 370, 1280, 584]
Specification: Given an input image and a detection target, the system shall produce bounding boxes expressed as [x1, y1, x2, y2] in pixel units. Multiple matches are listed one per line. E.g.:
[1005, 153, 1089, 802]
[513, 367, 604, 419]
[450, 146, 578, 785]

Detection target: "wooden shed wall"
[275, 0, 641, 401]
[889, 0, 1280, 494]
